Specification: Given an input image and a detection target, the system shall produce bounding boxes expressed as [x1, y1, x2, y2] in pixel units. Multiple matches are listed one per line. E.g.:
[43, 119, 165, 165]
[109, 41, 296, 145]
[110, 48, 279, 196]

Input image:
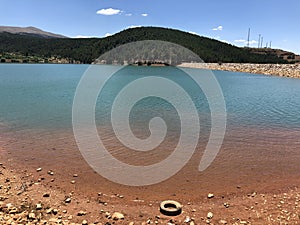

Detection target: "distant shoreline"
[179, 63, 300, 78]
[1, 62, 300, 78]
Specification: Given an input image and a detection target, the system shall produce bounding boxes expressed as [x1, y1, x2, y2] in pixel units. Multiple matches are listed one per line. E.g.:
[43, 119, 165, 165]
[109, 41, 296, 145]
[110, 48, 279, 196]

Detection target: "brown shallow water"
[1, 125, 300, 204]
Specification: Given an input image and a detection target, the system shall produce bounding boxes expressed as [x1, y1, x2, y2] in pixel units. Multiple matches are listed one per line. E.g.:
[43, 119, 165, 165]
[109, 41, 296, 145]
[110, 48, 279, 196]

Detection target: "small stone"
[224, 202, 230, 208]
[207, 212, 213, 219]
[112, 212, 125, 220]
[0, 196, 8, 201]
[219, 220, 227, 224]
[43, 193, 50, 197]
[190, 222, 195, 225]
[65, 198, 71, 203]
[77, 211, 87, 216]
[82, 220, 88, 225]
[28, 212, 36, 219]
[105, 212, 111, 219]
[36, 168, 42, 172]
[48, 170, 54, 175]
[9, 207, 18, 214]
[184, 216, 191, 223]
[129, 222, 134, 225]
[71, 180, 76, 184]
[46, 208, 52, 214]
[36, 203, 42, 210]
[52, 209, 58, 215]
[208, 193, 214, 199]
[48, 218, 58, 223]
[73, 174, 78, 177]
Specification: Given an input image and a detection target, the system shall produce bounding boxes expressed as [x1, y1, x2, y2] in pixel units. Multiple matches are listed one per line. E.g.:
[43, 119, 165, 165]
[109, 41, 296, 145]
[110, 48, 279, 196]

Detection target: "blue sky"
[1, 0, 300, 54]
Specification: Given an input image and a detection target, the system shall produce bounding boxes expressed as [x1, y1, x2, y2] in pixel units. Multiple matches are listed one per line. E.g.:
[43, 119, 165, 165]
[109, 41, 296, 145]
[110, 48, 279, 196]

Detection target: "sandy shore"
[1, 155, 300, 224]
[1, 126, 300, 224]
[179, 63, 300, 78]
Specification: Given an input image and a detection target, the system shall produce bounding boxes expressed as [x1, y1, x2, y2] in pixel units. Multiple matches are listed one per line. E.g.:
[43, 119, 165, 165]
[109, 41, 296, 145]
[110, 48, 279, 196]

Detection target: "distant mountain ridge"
[0, 26, 67, 38]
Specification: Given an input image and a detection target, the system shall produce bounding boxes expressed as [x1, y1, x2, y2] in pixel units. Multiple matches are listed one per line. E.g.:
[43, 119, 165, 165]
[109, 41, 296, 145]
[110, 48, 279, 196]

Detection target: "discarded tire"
[159, 200, 182, 216]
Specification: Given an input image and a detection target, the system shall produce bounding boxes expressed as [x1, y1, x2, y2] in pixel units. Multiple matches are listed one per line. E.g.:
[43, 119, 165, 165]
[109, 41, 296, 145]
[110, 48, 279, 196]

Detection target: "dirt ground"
[1, 156, 300, 225]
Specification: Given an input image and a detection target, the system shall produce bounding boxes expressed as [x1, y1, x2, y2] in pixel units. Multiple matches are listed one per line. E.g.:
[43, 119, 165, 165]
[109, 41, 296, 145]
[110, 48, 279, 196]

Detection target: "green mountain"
[0, 26, 288, 64]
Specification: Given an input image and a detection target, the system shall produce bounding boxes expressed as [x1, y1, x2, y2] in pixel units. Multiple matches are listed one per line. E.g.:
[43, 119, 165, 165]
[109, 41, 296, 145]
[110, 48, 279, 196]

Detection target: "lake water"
[1, 64, 300, 198]
[1, 64, 300, 130]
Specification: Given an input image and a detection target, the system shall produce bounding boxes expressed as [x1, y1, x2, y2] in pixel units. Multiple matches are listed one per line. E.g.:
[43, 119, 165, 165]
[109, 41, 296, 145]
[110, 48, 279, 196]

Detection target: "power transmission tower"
[260, 37, 263, 48]
[247, 28, 251, 47]
[258, 34, 261, 48]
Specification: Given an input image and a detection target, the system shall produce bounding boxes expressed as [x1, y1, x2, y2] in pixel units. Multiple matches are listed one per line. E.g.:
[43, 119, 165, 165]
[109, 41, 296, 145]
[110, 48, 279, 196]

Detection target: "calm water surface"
[0, 64, 300, 197]
[1, 64, 300, 130]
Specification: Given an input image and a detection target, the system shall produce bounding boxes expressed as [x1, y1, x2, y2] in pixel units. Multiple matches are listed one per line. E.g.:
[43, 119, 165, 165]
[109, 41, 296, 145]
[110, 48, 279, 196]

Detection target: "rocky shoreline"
[179, 63, 300, 78]
[1, 160, 300, 224]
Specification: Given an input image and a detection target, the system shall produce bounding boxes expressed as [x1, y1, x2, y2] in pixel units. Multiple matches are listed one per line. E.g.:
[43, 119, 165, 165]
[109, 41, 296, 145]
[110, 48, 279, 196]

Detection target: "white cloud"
[188, 31, 199, 36]
[212, 25, 223, 31]
[141, 13, 148, 17]
[220, 39, 230, 44]
[97, 8, 121, 16]
[73, 35, 97, 38]
[126, 25, 142, 29]
[125, 13, 132, 16]
[104, 33, 113, 37]
[248, 40, 258, 45]
[234, 39, 258, 45]
[234, 39, 246, 43]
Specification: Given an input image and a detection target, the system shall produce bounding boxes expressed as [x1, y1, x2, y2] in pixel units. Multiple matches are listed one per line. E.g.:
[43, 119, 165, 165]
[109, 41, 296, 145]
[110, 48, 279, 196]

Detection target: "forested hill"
[0, 26, 288, 64]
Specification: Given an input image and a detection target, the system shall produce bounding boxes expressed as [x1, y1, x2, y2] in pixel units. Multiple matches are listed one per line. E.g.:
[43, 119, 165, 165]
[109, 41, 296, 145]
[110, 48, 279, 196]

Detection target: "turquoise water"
[0, 64, 86, 130]
[1, 64, 300, 132]
[1, 63, 300, 193]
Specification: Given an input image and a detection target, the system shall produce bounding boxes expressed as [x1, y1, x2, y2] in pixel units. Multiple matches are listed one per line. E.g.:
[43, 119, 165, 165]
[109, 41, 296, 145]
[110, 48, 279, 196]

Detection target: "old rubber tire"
[160, 200, 182, 216]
